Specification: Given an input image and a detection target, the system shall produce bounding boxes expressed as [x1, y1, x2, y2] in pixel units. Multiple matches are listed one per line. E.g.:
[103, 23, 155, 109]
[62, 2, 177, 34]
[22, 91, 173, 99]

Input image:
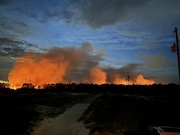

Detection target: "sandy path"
[31, 94, 102, 135]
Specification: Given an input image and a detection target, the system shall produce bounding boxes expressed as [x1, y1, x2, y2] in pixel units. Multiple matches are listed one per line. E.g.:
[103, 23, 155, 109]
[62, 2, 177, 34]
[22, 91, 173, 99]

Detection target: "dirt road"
[32, 93, 102, 135]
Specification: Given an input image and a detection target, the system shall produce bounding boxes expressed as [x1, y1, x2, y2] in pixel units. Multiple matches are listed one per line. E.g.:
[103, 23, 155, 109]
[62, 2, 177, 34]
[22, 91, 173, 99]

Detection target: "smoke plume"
[8, 43, 155, 89]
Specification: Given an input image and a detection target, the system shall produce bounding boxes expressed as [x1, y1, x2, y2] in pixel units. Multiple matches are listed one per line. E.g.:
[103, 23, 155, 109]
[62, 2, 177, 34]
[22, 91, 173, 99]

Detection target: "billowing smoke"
[8, 43, 155, 89]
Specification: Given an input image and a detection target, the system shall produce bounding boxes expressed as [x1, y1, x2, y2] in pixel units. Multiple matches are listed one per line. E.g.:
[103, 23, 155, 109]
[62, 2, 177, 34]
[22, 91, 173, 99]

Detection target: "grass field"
[79, 86, 180, 135]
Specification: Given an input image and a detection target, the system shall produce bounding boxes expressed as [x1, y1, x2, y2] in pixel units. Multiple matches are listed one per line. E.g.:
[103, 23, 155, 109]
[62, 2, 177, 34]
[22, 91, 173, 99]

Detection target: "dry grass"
[79, 93, 180, 135]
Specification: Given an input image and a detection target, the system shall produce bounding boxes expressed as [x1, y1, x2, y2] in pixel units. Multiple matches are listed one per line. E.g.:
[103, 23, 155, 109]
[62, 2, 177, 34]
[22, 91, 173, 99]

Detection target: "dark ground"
[0, 83, 180, 135]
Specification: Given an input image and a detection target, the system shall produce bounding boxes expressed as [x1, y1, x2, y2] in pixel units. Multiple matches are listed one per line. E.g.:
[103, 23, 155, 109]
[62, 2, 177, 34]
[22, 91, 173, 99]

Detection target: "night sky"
[0, 0, 180, 85]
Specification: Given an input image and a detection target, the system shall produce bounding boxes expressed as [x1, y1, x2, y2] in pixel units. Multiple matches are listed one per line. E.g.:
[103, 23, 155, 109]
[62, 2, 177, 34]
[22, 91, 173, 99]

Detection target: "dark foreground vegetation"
[78, 84, 180, 135]
[0, 83, 180, 135]
[0, 88, 92, 135]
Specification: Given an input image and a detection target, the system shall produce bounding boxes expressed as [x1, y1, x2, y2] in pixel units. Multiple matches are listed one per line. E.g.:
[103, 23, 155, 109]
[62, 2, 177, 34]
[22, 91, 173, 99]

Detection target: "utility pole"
[174, 27, 180, 82]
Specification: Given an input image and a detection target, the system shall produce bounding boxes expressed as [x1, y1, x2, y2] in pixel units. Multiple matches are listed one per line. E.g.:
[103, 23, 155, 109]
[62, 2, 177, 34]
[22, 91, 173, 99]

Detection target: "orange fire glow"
[8, 45, 155, 89]
[89, 67, 107, 84]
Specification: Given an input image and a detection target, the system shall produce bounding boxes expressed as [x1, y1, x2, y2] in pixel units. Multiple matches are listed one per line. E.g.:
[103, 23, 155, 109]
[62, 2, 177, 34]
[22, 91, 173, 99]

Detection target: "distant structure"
[171, 27, 180, 83]
[127, 72, 130, 85]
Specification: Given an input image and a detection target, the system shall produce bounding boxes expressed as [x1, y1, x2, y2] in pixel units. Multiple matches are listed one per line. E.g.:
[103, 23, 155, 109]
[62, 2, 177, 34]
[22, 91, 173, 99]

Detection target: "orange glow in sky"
[8, 45, 155, 89]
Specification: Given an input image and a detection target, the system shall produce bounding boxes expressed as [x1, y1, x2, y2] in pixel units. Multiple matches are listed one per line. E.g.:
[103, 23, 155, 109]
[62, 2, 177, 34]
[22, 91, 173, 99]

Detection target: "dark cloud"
[41, 0, 150, 28]
[0, 0, 13, 5]
[79, 0, 150, 28]
[0, 37, 39, 56]
[78, 0, 180, 29]
[131, 0, 180, 27]
[43, 0, 81, 24]
[0, 17, 30, 38]
[41, 0, 180, 29]
[4, 0, 179, 30]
